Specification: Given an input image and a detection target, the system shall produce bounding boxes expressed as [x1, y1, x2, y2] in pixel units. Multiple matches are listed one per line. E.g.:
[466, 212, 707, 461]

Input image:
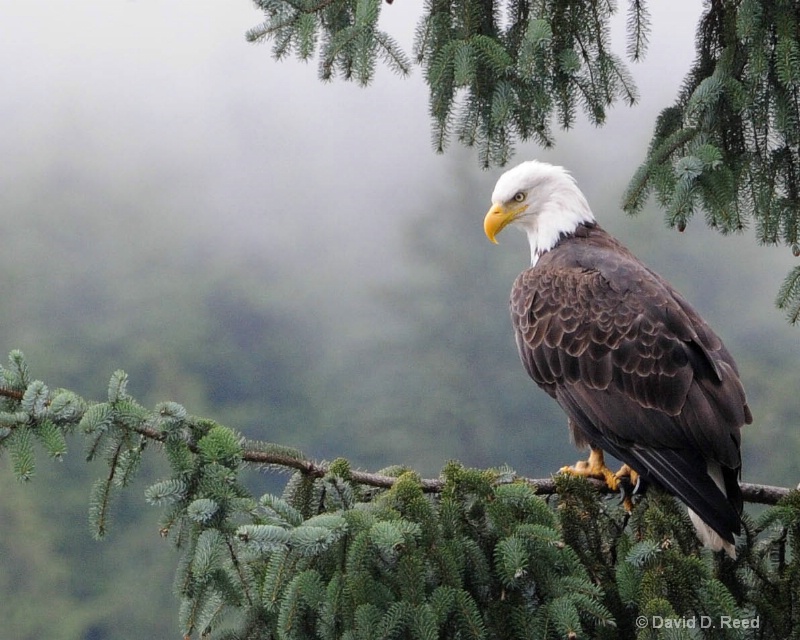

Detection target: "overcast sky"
[1, 1, 795, 347]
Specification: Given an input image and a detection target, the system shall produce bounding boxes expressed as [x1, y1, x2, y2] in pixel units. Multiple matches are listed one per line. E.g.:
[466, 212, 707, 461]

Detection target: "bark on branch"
[1, 386, 795, 505]
[236, 451, 795, 506]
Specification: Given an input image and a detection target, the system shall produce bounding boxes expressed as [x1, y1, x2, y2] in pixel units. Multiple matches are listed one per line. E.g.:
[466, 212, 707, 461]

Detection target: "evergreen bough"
[247, 0, 800, 321]
[248, 0, 640, 168]
[621, 0, 800, 324]
[1, 351, 800, 638]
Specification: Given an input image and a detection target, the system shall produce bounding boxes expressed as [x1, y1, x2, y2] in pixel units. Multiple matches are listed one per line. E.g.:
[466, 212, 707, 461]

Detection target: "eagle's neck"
[527, 190, 595, 266]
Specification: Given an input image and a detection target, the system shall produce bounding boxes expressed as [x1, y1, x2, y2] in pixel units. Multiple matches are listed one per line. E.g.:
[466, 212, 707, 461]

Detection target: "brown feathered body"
[511, 221, 752, 549]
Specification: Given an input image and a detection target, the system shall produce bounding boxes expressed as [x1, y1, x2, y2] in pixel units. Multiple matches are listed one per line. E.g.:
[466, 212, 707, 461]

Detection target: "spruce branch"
[246, 0, 800, 324]
[0, 384, 792, 505]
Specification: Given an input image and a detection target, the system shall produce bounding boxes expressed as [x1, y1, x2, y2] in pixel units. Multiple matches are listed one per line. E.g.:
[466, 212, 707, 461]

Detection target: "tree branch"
[236, 453, 797, 506]
[1, 385, 795, 505]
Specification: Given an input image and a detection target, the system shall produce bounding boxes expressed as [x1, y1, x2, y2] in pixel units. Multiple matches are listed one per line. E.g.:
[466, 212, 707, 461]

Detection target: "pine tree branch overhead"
[248, 0, 647, 167]
[622, 0, 800, 321]
[248, 0, 800, 321]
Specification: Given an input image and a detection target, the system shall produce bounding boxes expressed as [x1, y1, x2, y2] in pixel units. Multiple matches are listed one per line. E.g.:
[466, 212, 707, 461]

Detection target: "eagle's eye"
[513, 192, 526, 203]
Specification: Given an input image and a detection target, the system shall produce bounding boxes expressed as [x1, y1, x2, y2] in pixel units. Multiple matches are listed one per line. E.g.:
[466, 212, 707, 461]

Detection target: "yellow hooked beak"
[483, 202, 523, 244]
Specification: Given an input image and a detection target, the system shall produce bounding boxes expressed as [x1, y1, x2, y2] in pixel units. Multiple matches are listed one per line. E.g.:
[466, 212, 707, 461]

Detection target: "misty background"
[1, 1, 798, 638]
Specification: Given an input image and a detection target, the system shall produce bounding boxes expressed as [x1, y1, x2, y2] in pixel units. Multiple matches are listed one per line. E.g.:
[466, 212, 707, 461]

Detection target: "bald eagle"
[484, 160, 751, 557]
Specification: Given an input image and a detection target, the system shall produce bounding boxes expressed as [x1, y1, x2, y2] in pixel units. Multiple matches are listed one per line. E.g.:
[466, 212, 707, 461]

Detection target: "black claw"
[618, 475, 648, 506]
[617, 475, 634, 506]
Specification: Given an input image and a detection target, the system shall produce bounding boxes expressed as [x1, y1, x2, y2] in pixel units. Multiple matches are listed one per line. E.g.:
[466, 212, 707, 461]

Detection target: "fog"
[1, 1, 706, 275]
[1, 2, 434, 270]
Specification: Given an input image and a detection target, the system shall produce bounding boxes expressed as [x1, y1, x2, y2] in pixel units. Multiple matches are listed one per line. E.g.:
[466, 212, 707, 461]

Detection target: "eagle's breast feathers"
[511, 223, 750, 457]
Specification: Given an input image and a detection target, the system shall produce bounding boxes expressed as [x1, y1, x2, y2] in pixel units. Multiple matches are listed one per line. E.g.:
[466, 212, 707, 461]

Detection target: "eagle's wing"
[511, 238, 751, 542]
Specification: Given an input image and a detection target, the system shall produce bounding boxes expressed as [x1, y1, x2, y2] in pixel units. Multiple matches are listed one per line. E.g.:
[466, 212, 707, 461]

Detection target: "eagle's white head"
[484, 160, 595, 265]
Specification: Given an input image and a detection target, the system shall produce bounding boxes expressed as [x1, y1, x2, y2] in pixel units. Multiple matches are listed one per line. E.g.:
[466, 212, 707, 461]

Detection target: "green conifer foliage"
[415, 0, 639, 166]
[2, 352, 800, 638]
[246, 0, 800, 321]
[247, 0, 643, 168]
[621, 0, 800, 323]
[246, 0, 411, 85]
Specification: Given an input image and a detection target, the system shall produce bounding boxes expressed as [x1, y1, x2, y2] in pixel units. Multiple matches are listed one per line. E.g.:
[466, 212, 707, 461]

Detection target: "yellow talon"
[559, 449, 642, 511]
[559, 447, 620, 491]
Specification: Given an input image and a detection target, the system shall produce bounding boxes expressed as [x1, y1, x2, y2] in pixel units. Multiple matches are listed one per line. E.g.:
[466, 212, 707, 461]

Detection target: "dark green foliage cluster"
[0, 351, 84, 482]
[621, 0, 800, 323]
[742, 491, 800, 638]
[3, 351, 800, 638]
[415, 0, 639, 166]
[158, 459, 619, 638]
[247, 0, 645, 167]
[246, 0, 800, 324]
[246, 0, 411, 84]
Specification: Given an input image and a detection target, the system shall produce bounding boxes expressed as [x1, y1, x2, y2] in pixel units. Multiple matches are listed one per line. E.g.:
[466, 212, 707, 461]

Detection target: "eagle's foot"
[614, 464, 640, 512]
[559, 448, 620, 491]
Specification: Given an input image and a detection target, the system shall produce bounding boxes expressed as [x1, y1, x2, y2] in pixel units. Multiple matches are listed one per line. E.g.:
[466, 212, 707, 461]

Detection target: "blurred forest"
[1, 2, 799, 639]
